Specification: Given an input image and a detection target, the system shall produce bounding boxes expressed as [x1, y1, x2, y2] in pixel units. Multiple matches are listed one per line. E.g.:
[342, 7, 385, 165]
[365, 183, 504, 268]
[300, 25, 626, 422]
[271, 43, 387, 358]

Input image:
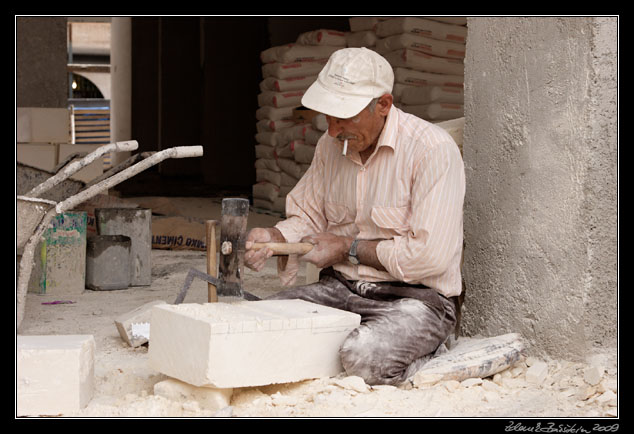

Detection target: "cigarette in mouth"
[342, 139, 348, 156]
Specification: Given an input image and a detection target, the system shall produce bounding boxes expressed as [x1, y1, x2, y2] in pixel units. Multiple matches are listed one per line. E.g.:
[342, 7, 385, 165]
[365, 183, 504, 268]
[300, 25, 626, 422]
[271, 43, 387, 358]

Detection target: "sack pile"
[345, 16, 384, 48]
[367, 16, 467, 121]
[254, 30, 347, 214]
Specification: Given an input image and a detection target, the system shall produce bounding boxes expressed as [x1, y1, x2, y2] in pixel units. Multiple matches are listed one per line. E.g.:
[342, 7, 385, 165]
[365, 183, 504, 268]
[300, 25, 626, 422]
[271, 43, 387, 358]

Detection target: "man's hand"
[244, 227, 286, 272]
[299, 232, 353, 269]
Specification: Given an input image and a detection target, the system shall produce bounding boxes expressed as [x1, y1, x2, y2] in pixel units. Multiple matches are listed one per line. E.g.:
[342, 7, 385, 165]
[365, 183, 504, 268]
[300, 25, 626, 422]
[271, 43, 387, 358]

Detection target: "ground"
[16, 197, 618, 420]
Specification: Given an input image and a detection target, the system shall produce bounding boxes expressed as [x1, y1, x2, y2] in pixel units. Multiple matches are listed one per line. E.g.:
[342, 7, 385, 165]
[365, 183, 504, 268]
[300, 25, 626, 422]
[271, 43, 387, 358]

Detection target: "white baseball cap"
[301, 47, 394, 119]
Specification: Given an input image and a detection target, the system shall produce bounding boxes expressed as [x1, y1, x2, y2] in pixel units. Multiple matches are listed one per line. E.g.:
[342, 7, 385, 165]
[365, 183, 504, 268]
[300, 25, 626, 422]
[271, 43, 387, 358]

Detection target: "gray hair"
[366, 97, 380, 113]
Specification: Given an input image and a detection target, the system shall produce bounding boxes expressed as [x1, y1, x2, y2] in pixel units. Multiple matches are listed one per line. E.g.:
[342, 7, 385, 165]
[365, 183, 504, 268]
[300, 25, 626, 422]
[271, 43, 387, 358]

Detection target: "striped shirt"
[275, 105, 465, 298]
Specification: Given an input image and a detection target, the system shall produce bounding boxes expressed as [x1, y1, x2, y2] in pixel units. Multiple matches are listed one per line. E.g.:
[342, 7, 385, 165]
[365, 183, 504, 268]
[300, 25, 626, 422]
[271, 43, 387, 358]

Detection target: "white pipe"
[56, 146, 203, 213]
[24, 140, 139, 198]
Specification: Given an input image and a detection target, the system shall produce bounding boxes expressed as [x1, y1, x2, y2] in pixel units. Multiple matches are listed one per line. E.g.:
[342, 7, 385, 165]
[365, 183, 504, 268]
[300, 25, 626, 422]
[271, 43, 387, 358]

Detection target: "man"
[245, 47, 465, 386]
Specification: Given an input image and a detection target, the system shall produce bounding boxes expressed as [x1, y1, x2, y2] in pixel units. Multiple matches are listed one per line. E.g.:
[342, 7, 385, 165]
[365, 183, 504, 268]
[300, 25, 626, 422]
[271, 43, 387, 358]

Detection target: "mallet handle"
[250, 242, 313, 256]
[206, 220, 218, 302]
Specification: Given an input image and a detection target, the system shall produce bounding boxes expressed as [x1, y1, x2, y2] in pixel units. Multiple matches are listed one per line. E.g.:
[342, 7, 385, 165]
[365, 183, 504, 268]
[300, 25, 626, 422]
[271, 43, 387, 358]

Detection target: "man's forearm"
[297, 232, 387, 271]
[267, 227, 287, 243]
[356, 239, 386, 271]
[341, 237, 386, 271]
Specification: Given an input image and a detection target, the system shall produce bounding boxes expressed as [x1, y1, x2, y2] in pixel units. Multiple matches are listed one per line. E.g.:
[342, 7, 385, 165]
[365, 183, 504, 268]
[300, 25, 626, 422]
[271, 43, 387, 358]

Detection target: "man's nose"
[326, 116, 346, 138]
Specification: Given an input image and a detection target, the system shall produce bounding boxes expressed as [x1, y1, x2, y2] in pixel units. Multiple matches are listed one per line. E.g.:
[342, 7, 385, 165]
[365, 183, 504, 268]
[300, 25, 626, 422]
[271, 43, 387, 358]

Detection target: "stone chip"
[526, 361, 549, 385]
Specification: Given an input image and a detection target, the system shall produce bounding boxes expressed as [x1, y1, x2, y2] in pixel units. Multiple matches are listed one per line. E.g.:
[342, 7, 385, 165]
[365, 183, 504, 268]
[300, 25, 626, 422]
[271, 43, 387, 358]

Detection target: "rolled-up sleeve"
[375, 140, 465, 284]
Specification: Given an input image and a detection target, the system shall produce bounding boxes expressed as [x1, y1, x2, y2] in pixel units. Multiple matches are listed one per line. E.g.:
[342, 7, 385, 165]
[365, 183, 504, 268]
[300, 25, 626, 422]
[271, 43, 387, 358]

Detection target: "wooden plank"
[74, 124, 110, 129]
[75, 117, 110, 122]
[74, 119, 109, 123]
[75, 123, 109, 129]
[75, 122, 109, 127]
[75, 131, 110, 138]
[75, 133, 110, 137]
[75, 131, 110, 136]
[74, 109, 110, 115]
[75, 112, 110, 119]
[206, 220, 218, 303]
[74, 120, 110, 127]
[75, 126, 110, 132]
[75, 113, 110, 118]
[76, 140, 111, 145]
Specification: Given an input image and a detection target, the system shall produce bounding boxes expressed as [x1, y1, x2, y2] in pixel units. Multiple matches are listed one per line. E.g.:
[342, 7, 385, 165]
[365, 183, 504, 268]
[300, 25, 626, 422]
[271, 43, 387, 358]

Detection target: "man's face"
[325, 94, 392, 155]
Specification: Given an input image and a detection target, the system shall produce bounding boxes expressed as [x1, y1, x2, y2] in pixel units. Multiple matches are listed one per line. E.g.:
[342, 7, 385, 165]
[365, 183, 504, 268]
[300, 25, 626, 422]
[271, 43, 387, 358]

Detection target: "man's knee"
[339, 324, 408, 386]
[338, 298, 455, 386]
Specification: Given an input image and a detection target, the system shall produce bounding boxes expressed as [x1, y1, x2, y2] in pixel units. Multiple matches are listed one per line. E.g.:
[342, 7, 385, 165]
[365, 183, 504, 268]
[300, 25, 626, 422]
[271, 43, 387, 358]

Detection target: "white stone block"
[153, 378, 232, 411]
[17, 335, 95, 416]
[17, 143, 59, 172]
[148, 300, 361, 388]
[17, 107, 70, 143]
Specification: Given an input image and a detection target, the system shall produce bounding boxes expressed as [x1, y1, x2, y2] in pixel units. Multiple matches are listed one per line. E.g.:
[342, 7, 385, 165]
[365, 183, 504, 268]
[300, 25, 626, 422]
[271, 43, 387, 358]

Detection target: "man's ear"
[378, 93, 393, 116]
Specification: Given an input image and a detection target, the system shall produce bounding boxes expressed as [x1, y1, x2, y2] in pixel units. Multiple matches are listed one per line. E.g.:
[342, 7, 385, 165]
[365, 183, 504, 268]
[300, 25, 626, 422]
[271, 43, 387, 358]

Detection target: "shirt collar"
[375, 104, 398, 151]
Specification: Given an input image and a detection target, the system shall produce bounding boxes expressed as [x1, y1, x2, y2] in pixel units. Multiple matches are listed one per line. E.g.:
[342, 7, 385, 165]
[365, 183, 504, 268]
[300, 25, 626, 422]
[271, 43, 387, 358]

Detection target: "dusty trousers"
[266, 268, 457, 386]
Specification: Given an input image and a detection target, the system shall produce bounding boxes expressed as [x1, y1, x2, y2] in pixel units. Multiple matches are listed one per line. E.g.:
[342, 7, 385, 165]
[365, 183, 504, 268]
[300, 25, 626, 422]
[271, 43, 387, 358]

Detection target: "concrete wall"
[16, 17, 69, 108]
[462, 17, 617, 361]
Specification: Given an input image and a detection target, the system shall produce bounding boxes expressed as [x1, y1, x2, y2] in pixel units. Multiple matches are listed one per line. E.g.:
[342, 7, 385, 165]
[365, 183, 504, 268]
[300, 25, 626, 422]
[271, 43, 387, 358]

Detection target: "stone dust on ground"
[16, 197, 618, 420]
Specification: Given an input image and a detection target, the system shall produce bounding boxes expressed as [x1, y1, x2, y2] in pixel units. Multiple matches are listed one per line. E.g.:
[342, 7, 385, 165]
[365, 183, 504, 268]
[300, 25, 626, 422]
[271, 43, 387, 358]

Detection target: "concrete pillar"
[110, 17, 132, 165]
[16, 17, 68, 108]
[462, 17, 617, 361]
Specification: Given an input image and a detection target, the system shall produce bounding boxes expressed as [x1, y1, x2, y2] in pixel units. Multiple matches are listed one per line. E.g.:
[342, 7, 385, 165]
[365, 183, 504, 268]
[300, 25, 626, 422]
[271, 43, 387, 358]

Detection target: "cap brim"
[301, 79, 373, 119]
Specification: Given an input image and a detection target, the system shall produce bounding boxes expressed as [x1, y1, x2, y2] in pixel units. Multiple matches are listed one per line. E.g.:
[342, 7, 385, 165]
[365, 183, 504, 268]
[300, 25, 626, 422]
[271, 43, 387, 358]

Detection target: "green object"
[28, 212, 87, 295]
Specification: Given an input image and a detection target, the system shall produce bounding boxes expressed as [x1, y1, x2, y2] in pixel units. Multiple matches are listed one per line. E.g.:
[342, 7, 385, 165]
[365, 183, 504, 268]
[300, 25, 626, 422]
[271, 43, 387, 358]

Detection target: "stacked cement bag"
[435, 117, 465, 156]
[254, 30, 346, 214]
[371, 16, 467, 122]
[299, 112, 327, 162]
[346, 16, 386, 48]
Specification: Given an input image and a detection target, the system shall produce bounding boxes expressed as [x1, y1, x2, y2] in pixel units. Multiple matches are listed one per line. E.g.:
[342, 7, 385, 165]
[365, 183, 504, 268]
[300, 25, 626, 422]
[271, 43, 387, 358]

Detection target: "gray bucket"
[96, 208, 152, 286]
[86, 235, 132, 290]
